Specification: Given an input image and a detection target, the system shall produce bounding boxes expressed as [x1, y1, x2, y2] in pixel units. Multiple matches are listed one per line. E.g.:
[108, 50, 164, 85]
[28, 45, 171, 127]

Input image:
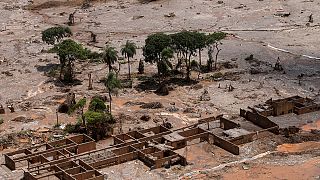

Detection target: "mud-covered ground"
[0, 0, 320, 179]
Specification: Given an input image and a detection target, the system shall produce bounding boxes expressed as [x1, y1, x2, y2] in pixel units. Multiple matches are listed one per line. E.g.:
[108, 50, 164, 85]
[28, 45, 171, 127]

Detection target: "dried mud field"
[0, 0, 320, 179]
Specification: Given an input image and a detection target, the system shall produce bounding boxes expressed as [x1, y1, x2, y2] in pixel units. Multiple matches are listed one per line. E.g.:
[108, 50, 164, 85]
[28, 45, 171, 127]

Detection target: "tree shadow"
[166, 77, 199, 87]
[36, 63, 59, 73]
[36, 64, 82, 87]
[134, 75, 199, 93]
[134, 75, 158, 92]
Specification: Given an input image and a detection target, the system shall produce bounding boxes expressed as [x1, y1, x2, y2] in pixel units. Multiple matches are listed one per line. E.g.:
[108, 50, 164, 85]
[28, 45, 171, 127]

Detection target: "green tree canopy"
[206, 32, 226, 46]
[194, 32, 207, 66]
[50, 39, 93, 82]
[84, 110, 114, 140]
[171, 31, 198, 80]
[42, 26, 72, 45]
[143, 33, 172, 82]
[206, 32, 227, 70]
[88, 97, 107, 112]
[103, 45, 118, 72]
[143, 33, 172, 63]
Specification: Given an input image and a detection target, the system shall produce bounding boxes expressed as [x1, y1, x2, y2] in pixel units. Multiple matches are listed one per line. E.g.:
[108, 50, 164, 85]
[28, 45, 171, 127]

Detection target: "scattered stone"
[140, 114, 151, 121]
[250, 68, 263, 74]
[242, 164, 250, 170]
[7, 104, 14, 113]
[11, 116, 34, 123]
[166, 106, 179, 112]
[124, 101, 145, 106]
[228, 84, 235, 92]
[275, 10, 290, 17]
[163, 121, 173, 129]
[58, 92, 76, 113]
[164, 12, 175, 18]
[221, 61, 238, 69]
[155, 84, 170, 96]
[311, 129, 320, 134]
[234, 4, 246, 9]
[0, 104, 5, 114]
[199, 89, 211, 101]
[132, 15, 144, 20]
[274, 57, 283, 71]
[191, 84, 203, 90]
[308, 14, 313, 23]
[183, 107, 196, 113]
[140, 102, 163, 109]
[2, 71, 13, 76]
[188, 113, 201, 118]
[245, 54, 254, 61]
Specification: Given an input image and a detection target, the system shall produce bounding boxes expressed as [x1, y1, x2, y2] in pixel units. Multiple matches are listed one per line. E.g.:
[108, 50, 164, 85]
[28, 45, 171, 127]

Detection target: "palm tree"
[104, 72, 121, 115]
[121, 40, 137, 79]
[103, 45, 118, 72]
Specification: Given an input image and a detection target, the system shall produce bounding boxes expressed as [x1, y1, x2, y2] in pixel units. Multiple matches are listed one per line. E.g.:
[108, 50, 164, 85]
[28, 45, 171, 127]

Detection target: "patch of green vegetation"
[68, 98, 87, 114]
[42, 26, 72, 45]
[88, 97, 106, 112]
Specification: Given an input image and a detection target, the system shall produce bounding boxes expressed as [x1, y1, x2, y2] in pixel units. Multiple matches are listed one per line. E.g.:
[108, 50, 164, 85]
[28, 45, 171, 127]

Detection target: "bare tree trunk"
[214, 43, 221, 70]
[198, 48, 202, 66]
[157, 61, 161, 84]
[186, 53, 192, 81]
[88, 73, 93, 90]
[108, 91, 112, 115]
[108, 63, 112, 73]
[127, 56, 131, 79]
[81, 108, 85, 126]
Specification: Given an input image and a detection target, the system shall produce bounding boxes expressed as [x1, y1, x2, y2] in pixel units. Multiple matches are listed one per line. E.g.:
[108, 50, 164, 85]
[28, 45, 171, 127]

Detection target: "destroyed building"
[3, 96, 320, 180]
[248, 96, 320, 116]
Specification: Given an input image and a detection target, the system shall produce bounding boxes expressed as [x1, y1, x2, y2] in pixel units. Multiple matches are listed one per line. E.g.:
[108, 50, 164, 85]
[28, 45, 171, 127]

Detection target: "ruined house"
[249, 96, 320, 116]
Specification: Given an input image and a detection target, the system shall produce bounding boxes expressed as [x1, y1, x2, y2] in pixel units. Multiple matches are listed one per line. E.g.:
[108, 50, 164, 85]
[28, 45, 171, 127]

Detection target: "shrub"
[84, 111, 114, 140]
[42, 26, 72, 45]
[88, 97, 107, 112]
[64, 123, 77, 133]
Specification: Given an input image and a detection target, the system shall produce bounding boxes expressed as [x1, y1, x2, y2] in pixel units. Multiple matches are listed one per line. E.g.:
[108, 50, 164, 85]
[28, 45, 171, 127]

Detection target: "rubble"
[140, 102, 164, 109]
[57, 92, 76, 113]
[199, 89, 211, 101]
[155, 84, 170, 96]
[140, 114, 151, 121]
[11, 116, 34, 123]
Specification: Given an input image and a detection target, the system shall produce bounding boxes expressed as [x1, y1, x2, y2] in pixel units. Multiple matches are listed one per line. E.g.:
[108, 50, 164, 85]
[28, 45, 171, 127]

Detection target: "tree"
[88, 97, 107, 112]
[206, 32, 226, 70]
[194, 32, 207, 66]
[138, 59, 144, 74]
[69, 98, 87, 125]
[84, 111, 114, 140]
[143, 33, 172, 83]
[158, 47, 174, 79]
[121, 41, 137, 79]
[42, 26, 72, 45]
[103, 45, 118, 73]
[51, 39, 91, 82]
[171, 31, 198, 81]
[104, 72, 121, 115]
